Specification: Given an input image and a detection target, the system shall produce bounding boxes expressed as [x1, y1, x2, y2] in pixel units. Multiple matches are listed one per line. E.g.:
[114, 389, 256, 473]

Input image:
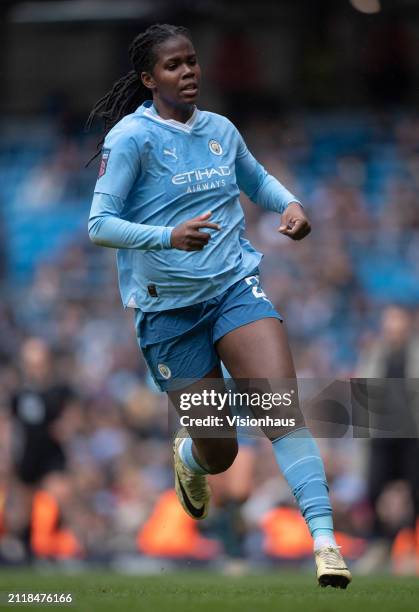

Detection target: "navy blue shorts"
[135, 270, 282, 392]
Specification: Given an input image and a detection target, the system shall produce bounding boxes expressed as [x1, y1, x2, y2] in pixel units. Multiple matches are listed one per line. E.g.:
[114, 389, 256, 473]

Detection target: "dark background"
[1, 0, 419, 115]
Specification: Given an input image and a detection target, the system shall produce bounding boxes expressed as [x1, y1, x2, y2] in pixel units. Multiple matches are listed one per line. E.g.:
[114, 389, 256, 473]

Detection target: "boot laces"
[318, 546, 344, 567]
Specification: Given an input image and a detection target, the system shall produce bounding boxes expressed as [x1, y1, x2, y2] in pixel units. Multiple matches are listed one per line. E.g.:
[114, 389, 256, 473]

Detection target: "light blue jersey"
[89, 100, 299, 311]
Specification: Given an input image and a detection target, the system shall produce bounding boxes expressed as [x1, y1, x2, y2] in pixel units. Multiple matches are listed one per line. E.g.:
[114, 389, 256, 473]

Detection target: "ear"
[141, 71, 156, 91]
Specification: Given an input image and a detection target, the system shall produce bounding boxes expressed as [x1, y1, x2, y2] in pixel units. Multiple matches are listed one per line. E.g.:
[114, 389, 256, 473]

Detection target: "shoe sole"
[318, 573, 351, 589]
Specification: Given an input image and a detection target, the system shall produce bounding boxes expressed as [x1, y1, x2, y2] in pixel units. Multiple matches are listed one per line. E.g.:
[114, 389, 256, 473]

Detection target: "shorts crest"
[158, 363, 172, 379]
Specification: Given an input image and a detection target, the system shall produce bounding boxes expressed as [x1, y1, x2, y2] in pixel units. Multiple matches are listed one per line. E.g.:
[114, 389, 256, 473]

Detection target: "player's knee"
[200, 438, 238, 474]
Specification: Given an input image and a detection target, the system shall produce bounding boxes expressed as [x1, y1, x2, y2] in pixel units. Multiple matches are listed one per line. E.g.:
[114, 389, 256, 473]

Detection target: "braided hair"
[86, 24, 192, 162]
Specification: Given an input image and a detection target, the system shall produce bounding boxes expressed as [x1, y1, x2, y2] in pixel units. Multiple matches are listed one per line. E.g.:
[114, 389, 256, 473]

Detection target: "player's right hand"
[170, 211, 221, 251]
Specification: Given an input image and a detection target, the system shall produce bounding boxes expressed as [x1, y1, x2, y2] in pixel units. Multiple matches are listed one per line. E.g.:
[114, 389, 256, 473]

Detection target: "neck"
[152, 98, 194, 124]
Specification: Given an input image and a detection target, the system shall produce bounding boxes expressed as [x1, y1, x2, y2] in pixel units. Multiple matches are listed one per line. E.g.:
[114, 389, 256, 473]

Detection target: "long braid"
[86, 24, 191, 163]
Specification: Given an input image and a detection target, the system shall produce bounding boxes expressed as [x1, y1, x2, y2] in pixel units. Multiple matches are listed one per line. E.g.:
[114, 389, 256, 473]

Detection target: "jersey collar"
[140, 100, 199, 134]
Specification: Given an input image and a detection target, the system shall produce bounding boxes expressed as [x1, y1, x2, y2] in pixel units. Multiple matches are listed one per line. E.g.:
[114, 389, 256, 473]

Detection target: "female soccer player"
[87, 24, 351, 588]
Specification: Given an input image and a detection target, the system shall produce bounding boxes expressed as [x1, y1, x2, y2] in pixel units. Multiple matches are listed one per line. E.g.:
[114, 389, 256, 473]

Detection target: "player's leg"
[170, 364, 238, 474]
[4, 478, 34, 561]
[170, 364, 238, 520]
[216, 317, 351, 588]
[135, 305, 238, 520]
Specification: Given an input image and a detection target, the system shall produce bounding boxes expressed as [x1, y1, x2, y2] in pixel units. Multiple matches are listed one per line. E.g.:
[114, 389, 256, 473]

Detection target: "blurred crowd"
[0, 109, 418, 573]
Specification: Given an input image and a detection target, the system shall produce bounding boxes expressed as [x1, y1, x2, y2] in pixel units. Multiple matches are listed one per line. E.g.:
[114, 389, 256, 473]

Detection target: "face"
[381, 306, 411, 344]
[141, 35, 201, 108]
[21, 337, 51, 382]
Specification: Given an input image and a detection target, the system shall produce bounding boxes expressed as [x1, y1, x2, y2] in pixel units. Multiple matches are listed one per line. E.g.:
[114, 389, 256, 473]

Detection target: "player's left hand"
[278, 202, 311, 240]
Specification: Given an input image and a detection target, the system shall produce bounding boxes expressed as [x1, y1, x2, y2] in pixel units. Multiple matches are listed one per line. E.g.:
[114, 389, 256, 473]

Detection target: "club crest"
[209, 139, 223, 155]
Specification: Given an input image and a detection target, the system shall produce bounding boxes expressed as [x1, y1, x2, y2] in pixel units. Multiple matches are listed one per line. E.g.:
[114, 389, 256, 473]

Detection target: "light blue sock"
[272, 428, 336, 548]
[178, 437, 208, 474]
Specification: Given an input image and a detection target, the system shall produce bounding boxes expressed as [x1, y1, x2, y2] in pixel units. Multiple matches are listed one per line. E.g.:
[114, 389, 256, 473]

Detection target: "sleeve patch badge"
[98, 148, 111, 178]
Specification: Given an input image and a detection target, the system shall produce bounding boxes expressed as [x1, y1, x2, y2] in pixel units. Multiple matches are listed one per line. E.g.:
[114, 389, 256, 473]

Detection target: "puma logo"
[163, 147, 178, 161]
